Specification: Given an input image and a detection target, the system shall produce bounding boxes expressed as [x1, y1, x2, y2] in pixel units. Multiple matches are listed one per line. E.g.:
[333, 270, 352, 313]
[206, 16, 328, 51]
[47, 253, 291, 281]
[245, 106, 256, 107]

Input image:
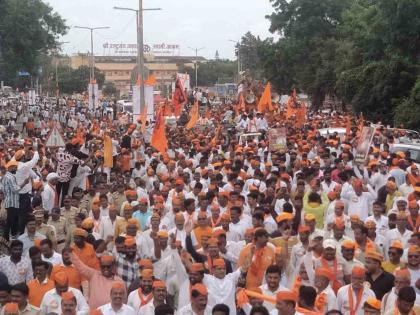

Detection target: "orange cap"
[111, 282, 125, 290]
[212, 258, 225, 268]
[124, 237, 136, 247]
[191, 283, 208, 296]
[352, 266, 366, 277]
[73, 228, 88, 238]
[81, 218, 94, 229]
[394, 268, 411, 279]
[276, 212, 294, 223]
[100, 255, 114, 264]
[298, 225, 310, 233]
[54, 271, 68, 286]
[365, 250, 383, 262]
[157, 230, 169, 238]
[315, 267, 334, 281]
[190, 263, 205, 273]
[390, 240, 404, 250]
[153, 280, 166, 289]
[61, 291, 75, 301]
[341, 240, 356, 249]
[408, 245, 420, 254]
[365, 297, 381, 310]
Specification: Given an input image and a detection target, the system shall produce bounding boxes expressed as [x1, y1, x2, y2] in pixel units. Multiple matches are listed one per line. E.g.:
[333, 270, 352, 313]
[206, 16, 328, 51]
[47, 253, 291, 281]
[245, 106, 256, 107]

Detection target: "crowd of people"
[0, 92, 418, 315]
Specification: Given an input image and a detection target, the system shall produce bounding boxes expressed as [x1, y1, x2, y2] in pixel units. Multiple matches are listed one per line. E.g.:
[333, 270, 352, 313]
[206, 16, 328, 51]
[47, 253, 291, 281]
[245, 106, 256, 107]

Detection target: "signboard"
[132, 85, 141, 116]
[103, 42, 180, 56]
[133, 85, 155, 120]
[88, 83, 99, 110]
[45, 127, 66, 147]
[268, 128, 287, 152]
[144, 85, 154, 121]
[355, 126, 375, 164]
[176, 73, 191, 92]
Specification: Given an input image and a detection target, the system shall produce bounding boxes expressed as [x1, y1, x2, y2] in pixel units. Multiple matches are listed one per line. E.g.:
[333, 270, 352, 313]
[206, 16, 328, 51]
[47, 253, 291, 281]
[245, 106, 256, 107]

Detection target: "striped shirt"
[2, 172, 20, 208]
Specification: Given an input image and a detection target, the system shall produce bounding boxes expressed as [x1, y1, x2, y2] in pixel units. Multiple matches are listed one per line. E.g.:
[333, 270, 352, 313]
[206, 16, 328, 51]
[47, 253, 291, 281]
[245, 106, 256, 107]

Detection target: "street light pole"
[55, 41, 69, 96]
[188, 46, 205, 88]
[229, 39, 241, 79]
[114, 4, 161, 113]
[74, 26, 109, 109]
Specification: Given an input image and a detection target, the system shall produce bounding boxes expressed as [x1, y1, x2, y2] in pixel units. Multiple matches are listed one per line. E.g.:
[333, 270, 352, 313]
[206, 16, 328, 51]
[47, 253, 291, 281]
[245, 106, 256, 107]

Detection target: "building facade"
[69, 54, 205, 95]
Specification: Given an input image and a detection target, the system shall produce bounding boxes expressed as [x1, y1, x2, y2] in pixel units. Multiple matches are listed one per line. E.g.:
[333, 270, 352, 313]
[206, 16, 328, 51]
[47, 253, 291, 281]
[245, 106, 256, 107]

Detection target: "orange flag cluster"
[286, 89, 307, 127]
[151, 108, 168, 154]
[186, 101, 199, 130]
[257, 82, 273, 112]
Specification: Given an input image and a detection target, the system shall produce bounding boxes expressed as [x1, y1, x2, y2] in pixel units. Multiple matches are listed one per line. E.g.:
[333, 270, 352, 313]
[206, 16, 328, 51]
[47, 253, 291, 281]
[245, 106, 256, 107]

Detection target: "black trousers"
[18, 193, 32, 234]
[56, 181, 70, 206]
[5, 207, 19, 240]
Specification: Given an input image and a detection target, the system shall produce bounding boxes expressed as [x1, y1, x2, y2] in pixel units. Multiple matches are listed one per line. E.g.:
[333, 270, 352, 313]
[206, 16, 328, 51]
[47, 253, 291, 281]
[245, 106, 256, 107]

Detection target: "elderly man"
[98, 283, 135, 315]
[337, 266, 376, 315]
[42, 172, 59, 213]
[70, 251, 125, 310]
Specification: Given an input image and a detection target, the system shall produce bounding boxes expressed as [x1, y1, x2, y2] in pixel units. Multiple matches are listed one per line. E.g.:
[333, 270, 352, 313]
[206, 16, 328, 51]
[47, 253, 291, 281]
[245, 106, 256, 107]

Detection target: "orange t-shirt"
[120, 154, 131, 172]
[27, 278, 55, 307]
[71, 243, 100, 270]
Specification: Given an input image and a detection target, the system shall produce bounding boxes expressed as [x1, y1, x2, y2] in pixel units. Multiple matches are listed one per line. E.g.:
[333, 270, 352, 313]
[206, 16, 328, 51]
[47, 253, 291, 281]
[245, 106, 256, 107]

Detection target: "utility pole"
[55, 41, 69, 96]
[229, 39, 241, 80]
[74, 26, 109, 109]
[188, 46, 205, 88]
[114, 3, 161, 113]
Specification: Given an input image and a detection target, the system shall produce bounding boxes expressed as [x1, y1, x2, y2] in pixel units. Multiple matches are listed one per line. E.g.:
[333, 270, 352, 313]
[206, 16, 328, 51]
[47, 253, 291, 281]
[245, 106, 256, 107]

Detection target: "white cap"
[130, 201, 139, 207]
[309, 230, 324, 242]
[323, 239, 337, 249]
[46, 172, 59, 182]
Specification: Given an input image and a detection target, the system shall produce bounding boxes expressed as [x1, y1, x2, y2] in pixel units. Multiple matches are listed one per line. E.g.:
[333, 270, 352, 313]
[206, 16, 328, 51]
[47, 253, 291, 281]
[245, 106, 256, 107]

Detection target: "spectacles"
[408, 254, 419, 259]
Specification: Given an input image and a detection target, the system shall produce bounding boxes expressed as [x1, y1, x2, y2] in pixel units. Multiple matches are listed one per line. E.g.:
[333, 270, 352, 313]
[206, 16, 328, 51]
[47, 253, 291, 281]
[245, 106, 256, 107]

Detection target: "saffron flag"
[257, 83, 273, 112]
[239, 94, 246, 112]
[151, 108, 168, 154]
[103, 134, 113, 168]
[186, 101, 199, 130]
[173, 79, 187, 118]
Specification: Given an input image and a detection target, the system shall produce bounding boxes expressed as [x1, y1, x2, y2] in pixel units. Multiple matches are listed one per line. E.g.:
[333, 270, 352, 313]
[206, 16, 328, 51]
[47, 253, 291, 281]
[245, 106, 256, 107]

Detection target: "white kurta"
[98, 303, 135, 315]
[336, 284, 375, 315]
[40, 287, 89, 315]
[203, 269, 242, 315]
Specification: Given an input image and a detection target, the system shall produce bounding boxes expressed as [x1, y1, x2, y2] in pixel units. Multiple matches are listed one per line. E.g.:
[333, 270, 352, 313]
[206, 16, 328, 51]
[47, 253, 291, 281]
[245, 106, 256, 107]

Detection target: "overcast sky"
[46, 0, 277, 60]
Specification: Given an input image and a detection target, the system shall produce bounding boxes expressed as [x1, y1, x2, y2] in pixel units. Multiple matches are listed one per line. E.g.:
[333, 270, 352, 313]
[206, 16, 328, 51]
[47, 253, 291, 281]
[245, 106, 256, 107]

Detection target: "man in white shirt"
[336, 266, 375, 315]
[15, 149, 39, 232]
[259, 265, 289, 312]
[40, 271, 89, 315]
[178, 283, 212, 315]
[40, 238, 63, 265]
[42, 173, 59, 213]
[138, 280, 167, 315]
[98, 283, 135, 315]
[314, 268, 337, 313]
[342, 179, 376, 221]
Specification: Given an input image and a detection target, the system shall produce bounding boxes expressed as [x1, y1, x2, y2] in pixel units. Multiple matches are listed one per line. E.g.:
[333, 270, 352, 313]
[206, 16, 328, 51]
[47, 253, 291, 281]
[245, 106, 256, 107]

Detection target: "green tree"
[265, 0, 353, 110]
[237, 32, 264, 79]
[102, 82, 118, 97]
[59, 66, 105, 94]
[0, 0, 68, 85]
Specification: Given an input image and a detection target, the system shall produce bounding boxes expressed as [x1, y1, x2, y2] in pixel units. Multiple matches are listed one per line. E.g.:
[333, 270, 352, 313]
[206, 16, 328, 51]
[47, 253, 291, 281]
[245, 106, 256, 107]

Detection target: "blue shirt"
[132, 210, 152, 231]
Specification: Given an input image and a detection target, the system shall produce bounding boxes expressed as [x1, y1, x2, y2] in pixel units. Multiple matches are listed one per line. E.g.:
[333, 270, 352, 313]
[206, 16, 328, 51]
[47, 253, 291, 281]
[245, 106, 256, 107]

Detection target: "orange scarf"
[137, 288, 153, 307]
[348, 286, 364, 315]
[320, 257, 341, 293]
[49, 183, 59, 208]
[250, 247, 265, 281]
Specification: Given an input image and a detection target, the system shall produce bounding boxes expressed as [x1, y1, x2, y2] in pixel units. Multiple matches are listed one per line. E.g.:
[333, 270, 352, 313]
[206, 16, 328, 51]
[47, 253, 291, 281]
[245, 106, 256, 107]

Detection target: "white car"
[318, 127, 347, 141]
[390, 143, 420, 167]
